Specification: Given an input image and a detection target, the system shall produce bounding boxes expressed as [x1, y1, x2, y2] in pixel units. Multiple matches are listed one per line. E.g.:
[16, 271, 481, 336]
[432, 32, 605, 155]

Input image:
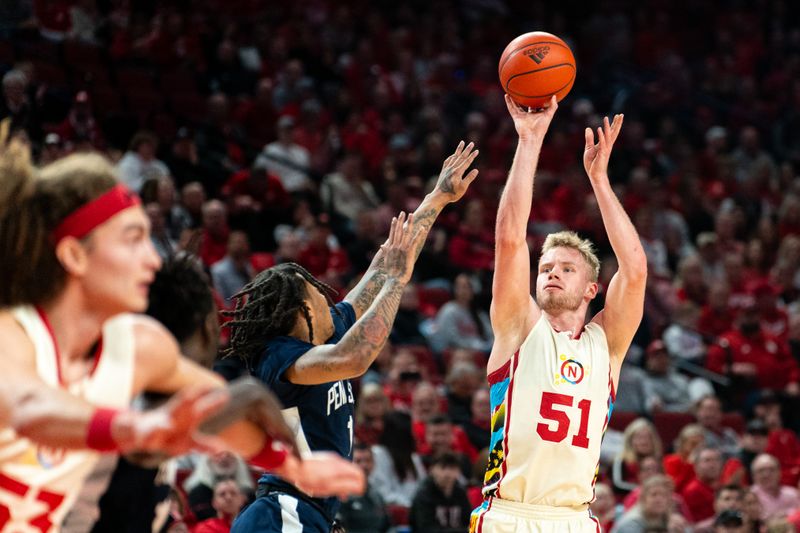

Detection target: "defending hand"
[583, 114, 624, 182]
[432, 141, 480, 204]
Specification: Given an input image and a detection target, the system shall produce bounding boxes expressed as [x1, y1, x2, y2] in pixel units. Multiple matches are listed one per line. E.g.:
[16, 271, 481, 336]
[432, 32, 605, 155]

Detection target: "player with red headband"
[0, 139, 364, 532]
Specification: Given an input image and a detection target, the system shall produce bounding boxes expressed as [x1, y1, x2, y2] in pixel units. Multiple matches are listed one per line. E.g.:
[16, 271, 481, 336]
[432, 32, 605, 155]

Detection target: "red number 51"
[536, 392, 592, 448]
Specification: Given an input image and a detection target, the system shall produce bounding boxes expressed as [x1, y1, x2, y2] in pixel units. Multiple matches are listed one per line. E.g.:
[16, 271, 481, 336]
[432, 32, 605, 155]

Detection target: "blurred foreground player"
[228, 142, 479, 533]
[470, 97, 647, 532]
[0, 141, 363, 532]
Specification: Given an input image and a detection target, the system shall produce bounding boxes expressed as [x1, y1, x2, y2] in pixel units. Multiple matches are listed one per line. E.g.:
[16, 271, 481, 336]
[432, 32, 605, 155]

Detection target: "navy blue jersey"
[253, 301, 357, 520]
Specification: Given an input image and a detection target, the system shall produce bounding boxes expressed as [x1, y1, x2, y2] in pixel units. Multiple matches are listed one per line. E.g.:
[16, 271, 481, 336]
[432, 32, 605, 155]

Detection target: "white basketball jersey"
[0, 306, 135, 533]
[481, 315, 615, 509]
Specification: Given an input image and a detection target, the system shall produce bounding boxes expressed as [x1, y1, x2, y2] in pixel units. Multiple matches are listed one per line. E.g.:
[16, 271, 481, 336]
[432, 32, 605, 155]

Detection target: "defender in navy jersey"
[227, 141, 481, 533]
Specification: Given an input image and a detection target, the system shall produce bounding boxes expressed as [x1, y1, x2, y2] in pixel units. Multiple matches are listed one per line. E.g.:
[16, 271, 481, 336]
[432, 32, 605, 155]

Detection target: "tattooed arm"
[344, 141, 480, 319]
[287, 213, 426, 385]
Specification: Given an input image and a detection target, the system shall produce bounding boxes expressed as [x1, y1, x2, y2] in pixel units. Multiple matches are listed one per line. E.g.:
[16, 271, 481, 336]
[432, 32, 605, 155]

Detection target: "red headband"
[52, 184, 141, 244]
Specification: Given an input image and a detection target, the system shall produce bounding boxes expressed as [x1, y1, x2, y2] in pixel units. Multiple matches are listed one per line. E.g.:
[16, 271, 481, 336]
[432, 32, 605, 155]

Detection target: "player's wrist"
[248, 436, 289, 470]
[88, 407, 125, 452]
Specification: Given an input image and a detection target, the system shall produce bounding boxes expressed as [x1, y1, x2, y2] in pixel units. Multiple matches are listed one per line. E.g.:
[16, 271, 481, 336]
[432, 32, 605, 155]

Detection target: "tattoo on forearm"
[339, 280, 405, 372]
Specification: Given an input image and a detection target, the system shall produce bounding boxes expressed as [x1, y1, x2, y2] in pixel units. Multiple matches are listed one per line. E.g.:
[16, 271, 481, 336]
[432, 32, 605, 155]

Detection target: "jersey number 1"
[536, 392, 592, 449]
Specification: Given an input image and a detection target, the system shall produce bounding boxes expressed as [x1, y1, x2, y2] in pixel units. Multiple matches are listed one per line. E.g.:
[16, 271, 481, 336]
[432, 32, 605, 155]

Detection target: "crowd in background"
[3, 0, 800, 531]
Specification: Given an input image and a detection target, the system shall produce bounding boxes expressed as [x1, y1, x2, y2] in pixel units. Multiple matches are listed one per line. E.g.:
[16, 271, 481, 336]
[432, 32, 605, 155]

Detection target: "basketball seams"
[506, 63, 576, 98]
[498, 40, 573, 75]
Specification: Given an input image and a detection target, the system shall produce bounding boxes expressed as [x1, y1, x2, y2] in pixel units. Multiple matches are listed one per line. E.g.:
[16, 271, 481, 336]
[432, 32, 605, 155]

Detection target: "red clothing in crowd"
[767, 429, 800, 486]
[199, 228, 230, 267]
[697, 305, 737, 339]
[222, 169, 291, 212]
[296, 243, 349, 280]
[706, 330, 798, 390]
[411, 420, 478, 463]
[193, 517, 233, 533]
[663, 453, 696, 493]
[448, 228, 494, 271]
[681, 478, 716, 522]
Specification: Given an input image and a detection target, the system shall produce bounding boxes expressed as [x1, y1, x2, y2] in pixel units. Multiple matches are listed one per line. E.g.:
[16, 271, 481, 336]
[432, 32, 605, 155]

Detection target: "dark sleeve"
[333, 301, 357, 332]
[187, 485, 215, 522]
[255, 339, 312, 402]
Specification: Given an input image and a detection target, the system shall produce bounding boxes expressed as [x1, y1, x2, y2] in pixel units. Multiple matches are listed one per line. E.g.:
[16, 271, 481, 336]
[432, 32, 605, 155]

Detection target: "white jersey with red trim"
[479, 315, 614, 509]
[0, 306, 135, 533]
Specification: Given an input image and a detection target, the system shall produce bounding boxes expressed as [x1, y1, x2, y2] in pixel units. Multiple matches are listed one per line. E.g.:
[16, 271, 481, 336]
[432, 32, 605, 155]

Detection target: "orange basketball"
[498, 31, 576, 109]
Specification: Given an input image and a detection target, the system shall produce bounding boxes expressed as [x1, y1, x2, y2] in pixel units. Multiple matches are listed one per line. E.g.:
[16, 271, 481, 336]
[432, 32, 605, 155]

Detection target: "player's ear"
[585, 281, 599, 300]
[54, 236, 90, 277]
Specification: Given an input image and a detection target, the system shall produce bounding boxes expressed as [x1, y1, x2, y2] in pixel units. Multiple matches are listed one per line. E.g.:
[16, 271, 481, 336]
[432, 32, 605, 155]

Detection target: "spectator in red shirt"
[720, 419, 770, 486]
[296, 216, 350, 288]
[52, 91, 104, 150]
[752, 281, 791, 341]
[354, 382, 390, 446]
[663, 423, 705, 493]
[706, 304, 799, 392]
[693, 485, 745, 533]
[681, 446, 724, 522]
[754, 393, 800, 486]
[698, 281, 736, 340]
[410, 383, 477, 463]
[192, 479, 246, 533]
[198, 199, 230, 267]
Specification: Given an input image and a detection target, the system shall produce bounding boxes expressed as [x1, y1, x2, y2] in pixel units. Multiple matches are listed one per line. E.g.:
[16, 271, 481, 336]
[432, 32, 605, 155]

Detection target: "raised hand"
[583, 114, 624, 181]
[278, 451, 366, 499]
[433, 141, 480, 204]
[381, 212, 424, 284]
[504, 94, 558, 141]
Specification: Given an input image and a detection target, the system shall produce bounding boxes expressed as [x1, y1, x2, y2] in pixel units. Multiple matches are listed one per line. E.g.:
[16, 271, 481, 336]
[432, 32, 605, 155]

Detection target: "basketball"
[498, 31, 576, 109]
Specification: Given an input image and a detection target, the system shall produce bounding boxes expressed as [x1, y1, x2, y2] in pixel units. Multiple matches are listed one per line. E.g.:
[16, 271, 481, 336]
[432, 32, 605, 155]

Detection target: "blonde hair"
[621, 418, 663, 464]
[541, 231, 600, 282]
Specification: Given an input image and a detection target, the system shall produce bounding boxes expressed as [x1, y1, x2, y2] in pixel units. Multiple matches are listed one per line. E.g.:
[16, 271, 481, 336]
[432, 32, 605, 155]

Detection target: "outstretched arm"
[585, 115, 648, 366]
[489, 95, 558, 373]
[288, 212, 426, 385]
[344, 142, 479, 319]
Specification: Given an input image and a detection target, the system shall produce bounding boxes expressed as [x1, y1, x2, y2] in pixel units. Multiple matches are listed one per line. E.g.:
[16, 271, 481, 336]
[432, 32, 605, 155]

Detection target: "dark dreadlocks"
[223, 262, 340, 363]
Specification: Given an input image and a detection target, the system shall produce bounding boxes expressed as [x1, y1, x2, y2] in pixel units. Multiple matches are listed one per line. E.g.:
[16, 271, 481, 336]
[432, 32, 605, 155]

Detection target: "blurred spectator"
[198, 200, 230, 267]
[695, 395, 741, 459]
[255, 115, 313, 194]
[68, 0, 99, 43]
[614, 358, 649, 415]
[706, 304, 798, 394]
[753, 281, 791, 341]
[695, 485, 745, 533]
[663, 423, 705, 493]
[754, 393, 800, 487]
[674, 255, 709, 306]
[154, 176, 192, 240]
[182, 452, 254, 522]
[681, 446, 724, 522]
[53, 91, 103, 149]
[38, 132, 64, 165]
[321, 152, 380, 234]
[371, 411, 426, 508]
[750, 453, 800, 521]
[643, 339, 712, 413]
[590, 482, 618, 532]
[354, 382, 390, 446]
[427, 274, 493, 353]
[421, 415, 475, 477]
[210, 231, 254, 302]
[720, 419, 770, 487]
[193, 479, 246, 533]
[447, 199, 495, 272]
[1, 69, 40, 142]
[710, 509, 746, 533]
[273, 228, 302, 265]
[345, 210, 382, 274]
[444, 362, 481, 426]
[165, 129, 213, 191]
[698, 281, 736, 340]
[337, 444, 391, 533]
[696, 233, 725, 285]
[612, 418, 663, 494]
[742, 489, 765, 532]
[732, 127, 776, 186]
[181, 182, 207, 229]
[384, 347, 424, 411]
[296, 216, 350, 287]
[662, 300, 707, 364]
[409, 452, 471, 533]
[116, 131, 170, 193]
[145, 201, 176, 259]
[611, 475, 677, 533]
[390, 283, 428, 345]
[460, 388, 491, 453]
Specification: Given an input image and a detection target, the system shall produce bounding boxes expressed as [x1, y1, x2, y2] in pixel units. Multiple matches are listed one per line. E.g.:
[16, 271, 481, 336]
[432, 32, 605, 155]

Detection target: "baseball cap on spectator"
[754, 390, 780, 408]
[714, 509, 743, 527]
[744, 419, 769, 436]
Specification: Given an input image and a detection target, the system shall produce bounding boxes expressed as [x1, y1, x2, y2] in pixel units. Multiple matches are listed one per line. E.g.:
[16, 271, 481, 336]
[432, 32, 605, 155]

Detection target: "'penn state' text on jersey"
[253, 301, 357, 520]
